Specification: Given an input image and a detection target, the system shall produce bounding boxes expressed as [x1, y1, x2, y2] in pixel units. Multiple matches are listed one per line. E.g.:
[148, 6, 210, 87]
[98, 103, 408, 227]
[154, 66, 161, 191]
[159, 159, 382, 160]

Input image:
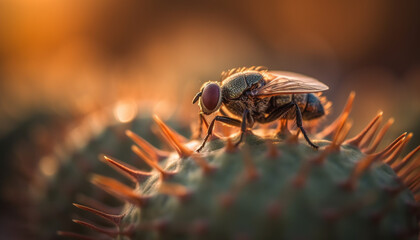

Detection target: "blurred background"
[0, 0, 419, 239]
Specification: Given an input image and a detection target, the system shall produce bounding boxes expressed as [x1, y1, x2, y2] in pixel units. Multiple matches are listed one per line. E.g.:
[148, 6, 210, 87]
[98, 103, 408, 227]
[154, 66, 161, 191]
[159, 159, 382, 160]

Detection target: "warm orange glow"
[39, 156, 59, 177]
[1, 2, 419, 239]
[114, 100, 138, 123]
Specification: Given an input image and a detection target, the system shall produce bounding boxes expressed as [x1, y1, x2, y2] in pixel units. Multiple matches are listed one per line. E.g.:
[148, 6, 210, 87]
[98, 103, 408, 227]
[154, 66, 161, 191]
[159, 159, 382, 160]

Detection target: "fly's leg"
[260, 102, 294, 123]
[193, 113, 209, 139]
[235, 109, 250, 147]
[260, 99, 318, 149]
[292, 99, 319, 149]
[196, 116, 241, 152]
[219, 107, 230, 117]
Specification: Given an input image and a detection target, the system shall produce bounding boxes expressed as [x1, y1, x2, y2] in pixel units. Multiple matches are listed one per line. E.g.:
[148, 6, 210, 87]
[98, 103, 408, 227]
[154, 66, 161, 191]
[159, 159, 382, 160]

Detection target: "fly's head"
[193, 82, 223, 115]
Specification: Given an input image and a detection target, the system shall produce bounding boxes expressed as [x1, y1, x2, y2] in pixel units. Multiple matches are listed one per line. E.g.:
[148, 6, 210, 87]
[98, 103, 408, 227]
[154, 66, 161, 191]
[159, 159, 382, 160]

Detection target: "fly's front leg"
[292, 97, 318, 149]
[196, 116, 241, 152]
[219, 107, 230, 117]
[193, 113, 209, 139]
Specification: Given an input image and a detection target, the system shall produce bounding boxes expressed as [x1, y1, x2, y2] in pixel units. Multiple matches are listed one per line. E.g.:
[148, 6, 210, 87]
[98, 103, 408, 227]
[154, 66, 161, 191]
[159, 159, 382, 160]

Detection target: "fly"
[192, 66, 329, 152]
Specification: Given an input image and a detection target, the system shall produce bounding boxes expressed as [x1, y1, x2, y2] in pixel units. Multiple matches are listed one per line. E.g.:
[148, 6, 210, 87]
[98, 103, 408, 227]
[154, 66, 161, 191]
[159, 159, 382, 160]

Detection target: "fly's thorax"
[221, 71, 264, 99]
[223, 96, 272, 122]
[243, 71, 264, 87]
[223, 99, 246, 117]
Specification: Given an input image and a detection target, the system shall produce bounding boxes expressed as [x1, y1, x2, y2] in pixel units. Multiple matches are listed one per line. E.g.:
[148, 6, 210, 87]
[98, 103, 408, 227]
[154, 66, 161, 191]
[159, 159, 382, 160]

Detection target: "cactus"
[10, 109, 190, 240]
[60, 93, 420, 240]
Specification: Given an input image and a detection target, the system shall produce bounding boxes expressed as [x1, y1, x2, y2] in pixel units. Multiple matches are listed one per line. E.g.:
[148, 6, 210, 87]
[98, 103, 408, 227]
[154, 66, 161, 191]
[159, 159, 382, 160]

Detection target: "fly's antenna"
[192, 92, 202, 104]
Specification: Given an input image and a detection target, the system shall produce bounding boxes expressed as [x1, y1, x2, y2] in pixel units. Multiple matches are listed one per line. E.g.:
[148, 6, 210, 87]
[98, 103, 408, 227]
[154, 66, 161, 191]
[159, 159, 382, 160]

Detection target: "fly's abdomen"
[223, 100, 246, 117]
[302, 93, 325, 120]
[271, 94, 324, 120]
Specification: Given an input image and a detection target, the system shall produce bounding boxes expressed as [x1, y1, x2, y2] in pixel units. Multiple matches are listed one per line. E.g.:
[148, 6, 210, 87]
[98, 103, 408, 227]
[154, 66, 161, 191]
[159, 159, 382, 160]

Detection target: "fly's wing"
[253, 71, 329, 97]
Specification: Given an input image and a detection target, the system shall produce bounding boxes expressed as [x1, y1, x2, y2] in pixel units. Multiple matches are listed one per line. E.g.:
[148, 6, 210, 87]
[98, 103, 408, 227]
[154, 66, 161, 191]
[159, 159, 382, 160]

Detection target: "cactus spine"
[60, 93, 420, 240]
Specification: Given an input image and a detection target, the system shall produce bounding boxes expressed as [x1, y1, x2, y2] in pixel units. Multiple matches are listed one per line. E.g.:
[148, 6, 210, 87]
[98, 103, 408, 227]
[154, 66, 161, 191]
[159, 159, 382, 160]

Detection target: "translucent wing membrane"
[253, 71, 329, 97]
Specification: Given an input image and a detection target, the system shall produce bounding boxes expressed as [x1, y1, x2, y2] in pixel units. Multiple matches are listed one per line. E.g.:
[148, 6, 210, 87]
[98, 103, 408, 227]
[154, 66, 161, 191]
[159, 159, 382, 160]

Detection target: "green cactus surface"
[28, 110, 190, 240]
[61, 93, 420, 240]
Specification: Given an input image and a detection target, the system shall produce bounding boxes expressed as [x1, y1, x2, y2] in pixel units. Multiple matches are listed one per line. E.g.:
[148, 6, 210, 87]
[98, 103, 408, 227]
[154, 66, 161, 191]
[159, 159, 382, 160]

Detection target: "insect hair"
[220, 66, 268, 80]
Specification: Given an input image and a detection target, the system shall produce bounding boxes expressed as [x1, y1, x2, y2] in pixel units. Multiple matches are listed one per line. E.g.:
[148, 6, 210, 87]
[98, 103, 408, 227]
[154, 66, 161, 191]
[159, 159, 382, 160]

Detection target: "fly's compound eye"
[201, 83, 222, 114]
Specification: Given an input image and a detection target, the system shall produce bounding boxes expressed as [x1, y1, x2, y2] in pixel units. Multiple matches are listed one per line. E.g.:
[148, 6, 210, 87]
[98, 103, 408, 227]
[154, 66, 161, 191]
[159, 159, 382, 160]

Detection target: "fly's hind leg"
[292, 99, 319, 149]
[260, 100, 318, 149]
